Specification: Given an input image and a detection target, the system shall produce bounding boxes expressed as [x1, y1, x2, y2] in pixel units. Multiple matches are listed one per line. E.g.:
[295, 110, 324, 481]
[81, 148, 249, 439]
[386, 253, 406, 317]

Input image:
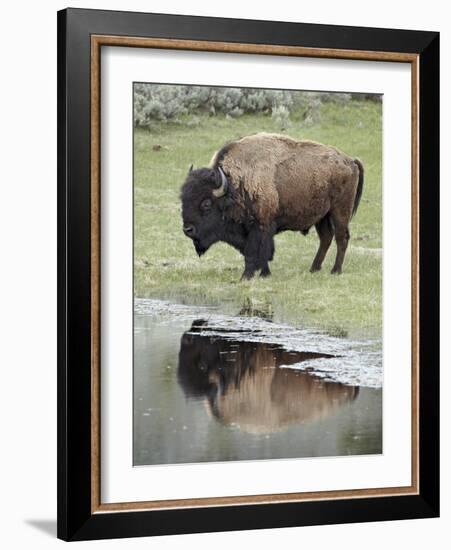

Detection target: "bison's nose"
[183, 224, 196, 237]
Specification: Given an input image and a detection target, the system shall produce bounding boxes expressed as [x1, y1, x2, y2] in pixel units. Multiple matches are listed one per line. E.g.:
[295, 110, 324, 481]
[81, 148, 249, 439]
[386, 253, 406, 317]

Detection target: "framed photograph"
[57, 8, 439, 541]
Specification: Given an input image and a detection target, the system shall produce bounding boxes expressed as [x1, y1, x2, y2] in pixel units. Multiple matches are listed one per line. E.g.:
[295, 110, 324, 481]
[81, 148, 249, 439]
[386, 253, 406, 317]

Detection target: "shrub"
[133, 84, 371, 129]
[271, 105, 290, 130]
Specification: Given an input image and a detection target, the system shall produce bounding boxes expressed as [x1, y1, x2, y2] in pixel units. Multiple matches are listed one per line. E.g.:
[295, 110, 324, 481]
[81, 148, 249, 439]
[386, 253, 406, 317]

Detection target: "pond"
[133, 299, 382, 466]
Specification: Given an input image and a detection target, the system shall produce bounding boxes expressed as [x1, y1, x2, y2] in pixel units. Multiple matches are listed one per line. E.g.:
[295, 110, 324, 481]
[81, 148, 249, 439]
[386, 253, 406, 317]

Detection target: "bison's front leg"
[241, 225, 275, 280]
[260, 263, 271, 277]
[241, 258, 259, 280]
[259, 232, 275, 277]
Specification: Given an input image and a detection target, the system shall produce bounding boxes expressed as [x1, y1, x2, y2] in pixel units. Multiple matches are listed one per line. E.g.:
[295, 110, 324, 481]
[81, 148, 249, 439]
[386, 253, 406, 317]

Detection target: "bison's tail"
[352, 158, 364, 218]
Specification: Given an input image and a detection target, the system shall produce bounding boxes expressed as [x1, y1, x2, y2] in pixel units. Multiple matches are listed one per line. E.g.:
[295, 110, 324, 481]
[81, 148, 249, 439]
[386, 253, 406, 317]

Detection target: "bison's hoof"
[331, 268, 342, 275]
[310, 265, 322, 273]
[241, 271, 255, 281]
[260, 268, 271, 278]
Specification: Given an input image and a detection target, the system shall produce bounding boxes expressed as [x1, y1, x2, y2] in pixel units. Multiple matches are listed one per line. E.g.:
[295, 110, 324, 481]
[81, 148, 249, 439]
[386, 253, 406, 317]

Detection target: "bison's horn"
[213, 166, 228, 198]
[188, 164, 194, 174]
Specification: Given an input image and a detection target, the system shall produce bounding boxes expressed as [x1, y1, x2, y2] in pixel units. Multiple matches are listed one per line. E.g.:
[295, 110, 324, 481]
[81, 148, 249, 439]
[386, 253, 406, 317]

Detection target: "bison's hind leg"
[330, 208, 352, 275]
[310, 215, 334, 273]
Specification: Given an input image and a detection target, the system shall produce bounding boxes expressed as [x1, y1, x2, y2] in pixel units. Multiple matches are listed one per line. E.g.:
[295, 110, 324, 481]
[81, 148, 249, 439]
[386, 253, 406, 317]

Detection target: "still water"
[134, 299, 382, 466]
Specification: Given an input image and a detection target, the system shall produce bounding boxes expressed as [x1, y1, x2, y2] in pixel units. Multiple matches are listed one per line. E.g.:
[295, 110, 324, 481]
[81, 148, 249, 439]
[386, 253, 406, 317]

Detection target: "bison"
[177, 321, 358, 433]
[181, 133, 364, 279]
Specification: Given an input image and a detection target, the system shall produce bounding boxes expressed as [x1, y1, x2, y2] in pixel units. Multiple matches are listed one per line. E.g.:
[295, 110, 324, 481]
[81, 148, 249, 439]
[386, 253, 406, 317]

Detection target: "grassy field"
[134, 100, 382, 338]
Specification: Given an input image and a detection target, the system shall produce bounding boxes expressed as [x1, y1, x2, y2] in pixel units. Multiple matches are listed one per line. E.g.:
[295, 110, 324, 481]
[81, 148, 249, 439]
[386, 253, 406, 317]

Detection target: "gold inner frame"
[90, 35, 420, 514]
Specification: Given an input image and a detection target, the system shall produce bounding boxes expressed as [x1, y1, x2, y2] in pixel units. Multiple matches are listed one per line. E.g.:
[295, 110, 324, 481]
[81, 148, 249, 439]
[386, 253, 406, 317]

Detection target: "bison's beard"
[193, 232, 222, 256]
[193, 239, 209, 257]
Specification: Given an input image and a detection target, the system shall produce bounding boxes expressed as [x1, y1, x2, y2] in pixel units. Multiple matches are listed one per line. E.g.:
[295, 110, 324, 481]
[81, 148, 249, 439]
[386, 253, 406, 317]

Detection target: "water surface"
[134, 299, 382, 466]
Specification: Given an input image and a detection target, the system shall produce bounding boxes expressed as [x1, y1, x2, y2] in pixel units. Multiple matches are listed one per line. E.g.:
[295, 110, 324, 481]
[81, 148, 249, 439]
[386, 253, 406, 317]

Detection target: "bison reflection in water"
[177, 321, 359, 434]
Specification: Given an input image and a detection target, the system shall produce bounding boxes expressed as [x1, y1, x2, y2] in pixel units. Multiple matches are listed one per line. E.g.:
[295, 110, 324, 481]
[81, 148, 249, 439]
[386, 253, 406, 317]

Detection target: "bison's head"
[180, 165, 229, 256]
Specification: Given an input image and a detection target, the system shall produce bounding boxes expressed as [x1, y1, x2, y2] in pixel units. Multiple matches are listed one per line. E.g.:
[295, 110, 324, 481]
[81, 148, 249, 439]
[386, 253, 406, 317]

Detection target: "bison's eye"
[200, 198, 212, 211]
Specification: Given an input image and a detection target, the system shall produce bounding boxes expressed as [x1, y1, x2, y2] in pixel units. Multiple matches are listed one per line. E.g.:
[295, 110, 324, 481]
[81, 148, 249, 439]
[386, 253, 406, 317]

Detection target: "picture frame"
[57, 7, 439, 541]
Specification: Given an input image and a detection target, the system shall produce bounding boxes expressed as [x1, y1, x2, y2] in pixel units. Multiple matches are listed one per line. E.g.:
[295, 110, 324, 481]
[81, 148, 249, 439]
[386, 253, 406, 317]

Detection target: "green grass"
[134, 100, 382, 338]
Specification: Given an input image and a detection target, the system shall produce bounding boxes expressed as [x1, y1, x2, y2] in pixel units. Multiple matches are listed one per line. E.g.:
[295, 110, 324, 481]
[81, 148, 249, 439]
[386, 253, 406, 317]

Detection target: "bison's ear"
[188, 164, 194, 175]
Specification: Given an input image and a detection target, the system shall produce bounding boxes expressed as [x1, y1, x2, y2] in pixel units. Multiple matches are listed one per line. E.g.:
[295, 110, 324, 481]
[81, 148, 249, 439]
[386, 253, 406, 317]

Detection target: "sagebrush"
[133, 84, 371, 129]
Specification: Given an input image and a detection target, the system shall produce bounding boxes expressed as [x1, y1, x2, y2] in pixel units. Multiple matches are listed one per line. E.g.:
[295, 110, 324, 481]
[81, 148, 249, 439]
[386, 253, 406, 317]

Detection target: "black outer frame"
[57, 8, 439, 542]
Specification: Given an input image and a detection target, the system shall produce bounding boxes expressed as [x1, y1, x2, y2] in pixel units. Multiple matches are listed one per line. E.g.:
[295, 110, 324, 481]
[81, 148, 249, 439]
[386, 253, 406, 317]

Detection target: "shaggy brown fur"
[210, 132, 359, 228]
[210, 367, 358, 433]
